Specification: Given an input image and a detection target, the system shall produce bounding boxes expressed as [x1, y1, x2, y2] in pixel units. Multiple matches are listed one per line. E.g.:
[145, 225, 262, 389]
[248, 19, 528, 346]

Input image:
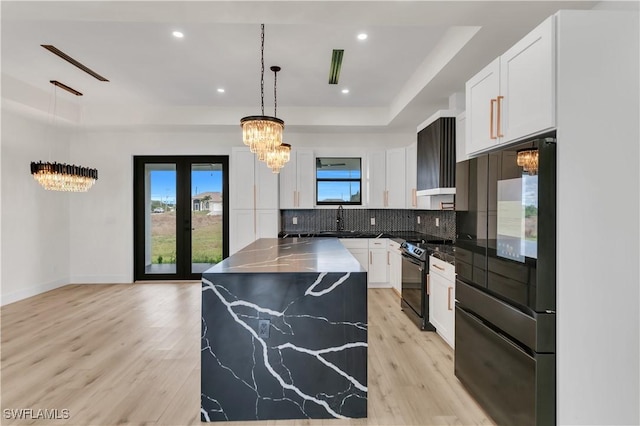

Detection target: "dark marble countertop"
[426, 244, 456, 265]
[205, 237, 365, 274]
[278, 230, 450, 244]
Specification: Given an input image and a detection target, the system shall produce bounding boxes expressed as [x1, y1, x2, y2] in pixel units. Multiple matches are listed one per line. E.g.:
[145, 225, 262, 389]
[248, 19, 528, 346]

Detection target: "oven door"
[400, 254, 434, 330]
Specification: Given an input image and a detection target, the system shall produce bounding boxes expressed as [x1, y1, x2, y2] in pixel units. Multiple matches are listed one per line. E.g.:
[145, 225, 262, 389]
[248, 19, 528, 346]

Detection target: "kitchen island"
[201, 238, 367, 422]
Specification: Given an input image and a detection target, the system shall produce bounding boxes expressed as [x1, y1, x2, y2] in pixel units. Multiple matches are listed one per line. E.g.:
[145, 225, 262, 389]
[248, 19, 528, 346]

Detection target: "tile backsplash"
[281, 209, 455, 240]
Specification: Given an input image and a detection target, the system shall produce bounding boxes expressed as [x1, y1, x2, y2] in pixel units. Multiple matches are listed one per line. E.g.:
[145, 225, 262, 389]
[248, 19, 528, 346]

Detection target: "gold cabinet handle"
[412, 188, 417, 207]
[369, 252, 372, 265]
[432, 264, 445, 271]
[387, 251, 390, 265]
[497, 95, 504, 137]
[448, 287, 453, 311]
[490, 98, 497, 139]
[426, 275, 430, 295]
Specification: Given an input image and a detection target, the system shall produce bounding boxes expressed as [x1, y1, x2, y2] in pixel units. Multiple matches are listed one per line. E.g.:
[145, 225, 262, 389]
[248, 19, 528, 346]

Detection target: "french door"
[133, 156, 229, 281]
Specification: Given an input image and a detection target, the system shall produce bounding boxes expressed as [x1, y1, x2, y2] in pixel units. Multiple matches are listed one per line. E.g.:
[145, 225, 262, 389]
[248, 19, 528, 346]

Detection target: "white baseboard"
[1, 278, 68, 306]
[70, 274, 131, 284]
[367, 282, 392, 289]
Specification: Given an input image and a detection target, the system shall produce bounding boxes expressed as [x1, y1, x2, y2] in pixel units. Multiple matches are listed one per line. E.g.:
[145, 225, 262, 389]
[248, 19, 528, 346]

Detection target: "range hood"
[416, 110, 457, 197]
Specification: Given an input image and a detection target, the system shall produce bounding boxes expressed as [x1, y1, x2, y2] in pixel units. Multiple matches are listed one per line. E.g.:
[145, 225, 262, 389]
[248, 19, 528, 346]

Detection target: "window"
[316, 157, 361, 205]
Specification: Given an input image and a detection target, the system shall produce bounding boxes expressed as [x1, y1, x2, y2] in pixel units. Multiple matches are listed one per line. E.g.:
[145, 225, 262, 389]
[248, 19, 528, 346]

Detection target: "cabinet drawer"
[430, 256, 455, 281]
[368, 239, 388, 249]
[339, 238, 368, 249]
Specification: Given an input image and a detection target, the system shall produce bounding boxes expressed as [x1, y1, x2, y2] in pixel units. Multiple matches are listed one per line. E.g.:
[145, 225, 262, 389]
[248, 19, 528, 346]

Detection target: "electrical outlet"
[370, 217, 376, 226]
[435, 218, 440, 227]
[417, 216, 421, 224]
[292, 217, 298, 225]
[258, 319, 270, 338]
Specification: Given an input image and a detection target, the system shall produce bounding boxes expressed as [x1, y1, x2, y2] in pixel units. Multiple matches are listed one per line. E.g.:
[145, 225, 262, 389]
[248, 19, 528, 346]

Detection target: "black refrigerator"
[454, 134, 556, 426]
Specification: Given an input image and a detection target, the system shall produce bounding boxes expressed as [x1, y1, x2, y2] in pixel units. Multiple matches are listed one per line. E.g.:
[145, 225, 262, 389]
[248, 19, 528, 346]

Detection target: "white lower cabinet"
[429, 256, 455, 348]
[388, 240, 402, 294]
[368, 239, 388, 287]
[340, 238, 390, 288]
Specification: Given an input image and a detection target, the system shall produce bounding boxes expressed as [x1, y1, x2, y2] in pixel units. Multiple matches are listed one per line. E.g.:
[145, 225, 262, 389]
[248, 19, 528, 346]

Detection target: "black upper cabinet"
[417, 117, 456, 191]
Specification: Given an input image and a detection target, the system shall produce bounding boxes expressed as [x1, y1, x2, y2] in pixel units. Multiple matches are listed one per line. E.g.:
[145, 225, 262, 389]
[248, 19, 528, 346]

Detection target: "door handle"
[497, 95, 504, 137]
[387, 251, 390, 265]
[369, 252, 372, 265]
[426, 274, 430, 295]
[490, 98, 497, 139]
[448, 287, 453, 311]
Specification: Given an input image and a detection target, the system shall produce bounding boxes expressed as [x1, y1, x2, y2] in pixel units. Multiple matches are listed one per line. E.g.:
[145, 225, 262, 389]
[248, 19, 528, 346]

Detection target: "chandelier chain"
[274, 68, 278, 117]
[260, 24, 265, 116]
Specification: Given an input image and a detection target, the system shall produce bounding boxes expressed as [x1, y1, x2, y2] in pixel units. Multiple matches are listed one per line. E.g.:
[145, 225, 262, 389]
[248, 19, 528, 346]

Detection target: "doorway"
[133, 156, 229, 281]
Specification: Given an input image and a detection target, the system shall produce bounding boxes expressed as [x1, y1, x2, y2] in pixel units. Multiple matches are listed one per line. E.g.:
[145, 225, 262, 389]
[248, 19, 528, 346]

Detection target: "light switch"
[370, 217, 376, 226]
[417, 216, 421, 224]
[435, 218, 440, 227]
[292, 217, 298, 225]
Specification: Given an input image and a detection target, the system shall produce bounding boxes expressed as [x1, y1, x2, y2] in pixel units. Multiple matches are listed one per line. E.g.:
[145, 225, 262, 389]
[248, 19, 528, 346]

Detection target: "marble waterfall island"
[201, 238, 368, 422]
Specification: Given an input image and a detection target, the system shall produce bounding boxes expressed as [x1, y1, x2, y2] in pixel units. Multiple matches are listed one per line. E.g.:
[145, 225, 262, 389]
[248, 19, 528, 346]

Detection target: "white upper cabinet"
[231, 147, 279, 210]
[367, 148, 406, 209]
[466, 58, 500, 155]
[500, 15, 555, 143]
[231, 147, 257, 209]
[466, 15, 556, 155]
[279, 149, 315, 209]
[405, 143, 418, 208]
[385, 148, 406, 208]
[367, 151, 387, 208]
[456, 112, 468, 163]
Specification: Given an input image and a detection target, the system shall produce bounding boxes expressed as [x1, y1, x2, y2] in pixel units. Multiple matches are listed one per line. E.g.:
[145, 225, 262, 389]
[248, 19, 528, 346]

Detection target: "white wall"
[556, 10, 639, 425]
[68, 129, 413, 283]
[0, 108, 72, 304]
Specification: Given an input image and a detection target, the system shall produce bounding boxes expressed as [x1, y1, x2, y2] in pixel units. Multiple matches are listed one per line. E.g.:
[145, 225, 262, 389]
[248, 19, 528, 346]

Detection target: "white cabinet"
[367, 149, 406, 208]
[405, 143, 418, 208]
[456, 111, 468, 163]
[465, 15, 555, 155]
[368, 239, 388, 287]
[230, 147, 279, 254]
[279, 149, 315, 209]
[429, 256, 455, 348]
[466, 58, 500, 155]
[385, 148, 406, 208]
[340, 238, 391, 288]
[388, 240, 402, 295]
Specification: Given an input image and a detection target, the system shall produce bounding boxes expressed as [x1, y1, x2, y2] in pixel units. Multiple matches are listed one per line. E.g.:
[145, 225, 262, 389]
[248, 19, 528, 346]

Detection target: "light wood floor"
[1, 284, 494, 426]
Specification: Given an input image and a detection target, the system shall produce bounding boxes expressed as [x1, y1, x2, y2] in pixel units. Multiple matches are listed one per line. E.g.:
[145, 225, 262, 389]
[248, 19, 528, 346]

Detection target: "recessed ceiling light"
[342, 89, 349, 94]
[172, 31, 184, 38]
[357, 33, 368, 41]
[217, 88, 225, 93]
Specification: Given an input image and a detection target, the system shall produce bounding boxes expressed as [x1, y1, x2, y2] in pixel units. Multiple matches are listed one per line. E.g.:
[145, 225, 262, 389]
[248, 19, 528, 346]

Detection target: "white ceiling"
[1, 1, 611, 132]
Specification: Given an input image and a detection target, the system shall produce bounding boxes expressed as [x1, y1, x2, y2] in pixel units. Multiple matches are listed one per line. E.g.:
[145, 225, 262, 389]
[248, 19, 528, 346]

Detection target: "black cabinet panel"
[417, 117, 456, 191]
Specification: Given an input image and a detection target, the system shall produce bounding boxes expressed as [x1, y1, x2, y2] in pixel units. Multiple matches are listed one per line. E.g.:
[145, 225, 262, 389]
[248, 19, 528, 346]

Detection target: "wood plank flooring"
[1, 284, 494, 426]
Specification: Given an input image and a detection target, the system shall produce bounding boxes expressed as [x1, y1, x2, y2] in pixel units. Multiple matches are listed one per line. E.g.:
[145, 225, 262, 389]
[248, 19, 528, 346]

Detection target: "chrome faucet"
[336, 205, 345, 231]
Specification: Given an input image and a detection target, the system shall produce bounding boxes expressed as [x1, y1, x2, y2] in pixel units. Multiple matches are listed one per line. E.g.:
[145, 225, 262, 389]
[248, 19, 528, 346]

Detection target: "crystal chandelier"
[31, 81, 99, 192]
[266, 143, 291, 173]
[516, 148, 539, 175]
[240, 24, 290, 172]
[30, 161, 98, 192]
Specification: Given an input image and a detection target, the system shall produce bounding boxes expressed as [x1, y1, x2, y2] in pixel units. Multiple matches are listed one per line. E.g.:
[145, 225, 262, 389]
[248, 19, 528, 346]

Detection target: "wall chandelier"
[240, 24, 291, 173]
[31, 80, 98, 192]
[516, 148, 539, 175]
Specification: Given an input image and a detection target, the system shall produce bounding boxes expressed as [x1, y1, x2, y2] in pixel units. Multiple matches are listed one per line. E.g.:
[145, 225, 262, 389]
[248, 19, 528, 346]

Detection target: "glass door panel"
[145, 164, 177, 274]
[191, 163, 224, 273]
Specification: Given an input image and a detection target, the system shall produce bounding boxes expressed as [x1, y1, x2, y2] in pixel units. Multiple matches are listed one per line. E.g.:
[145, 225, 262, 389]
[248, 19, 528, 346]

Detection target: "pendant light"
[240, 24, 284, 160]
[30, 81, 98, 192]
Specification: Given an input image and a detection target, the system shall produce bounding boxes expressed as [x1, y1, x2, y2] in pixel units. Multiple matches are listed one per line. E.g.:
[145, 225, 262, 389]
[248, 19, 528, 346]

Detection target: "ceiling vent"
[41, 45, 109, 82]
[50, 80, 82, 96]
[328, 49, 344, 84]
